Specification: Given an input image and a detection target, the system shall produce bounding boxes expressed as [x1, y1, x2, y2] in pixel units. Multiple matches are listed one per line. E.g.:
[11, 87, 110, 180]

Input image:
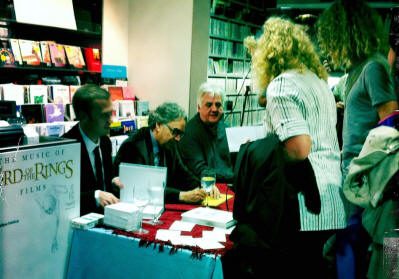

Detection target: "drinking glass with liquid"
[201, 169, 216, 206]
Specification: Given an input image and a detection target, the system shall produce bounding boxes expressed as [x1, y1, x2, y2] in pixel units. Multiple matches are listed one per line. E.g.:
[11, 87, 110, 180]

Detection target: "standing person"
[317, 1, 398, 278]
[179, 82, 233, 183]
[113, 102, 211, 204]
[251, 17, 347, 278]
[63, 84, 120, 215]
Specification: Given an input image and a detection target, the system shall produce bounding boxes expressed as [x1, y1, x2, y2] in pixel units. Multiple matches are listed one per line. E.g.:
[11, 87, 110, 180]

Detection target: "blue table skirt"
[67, 228, 224, 279]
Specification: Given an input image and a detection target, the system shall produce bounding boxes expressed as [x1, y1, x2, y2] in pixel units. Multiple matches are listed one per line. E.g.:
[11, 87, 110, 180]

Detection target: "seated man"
[113, 102, 215, 203]
[179, 82, 234, 183]
[62, 84, 120, 215]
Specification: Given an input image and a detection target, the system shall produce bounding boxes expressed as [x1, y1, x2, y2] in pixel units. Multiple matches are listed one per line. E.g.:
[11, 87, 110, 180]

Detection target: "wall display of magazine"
[0, 0, 103, 85]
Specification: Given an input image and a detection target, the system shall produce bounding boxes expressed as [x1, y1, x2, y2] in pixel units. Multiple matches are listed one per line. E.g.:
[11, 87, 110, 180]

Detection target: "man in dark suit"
[179, 82, 233, 183]
[63, 84, 120, 215]
[113, 102, 210, 204]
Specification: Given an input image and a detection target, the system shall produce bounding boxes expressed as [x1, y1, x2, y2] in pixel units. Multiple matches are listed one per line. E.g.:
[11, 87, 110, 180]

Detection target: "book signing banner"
[0, 142, 80, 279]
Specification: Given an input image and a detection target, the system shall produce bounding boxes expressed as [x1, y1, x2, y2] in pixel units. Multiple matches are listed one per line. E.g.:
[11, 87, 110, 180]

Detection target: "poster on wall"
[0, 141, 80, 279]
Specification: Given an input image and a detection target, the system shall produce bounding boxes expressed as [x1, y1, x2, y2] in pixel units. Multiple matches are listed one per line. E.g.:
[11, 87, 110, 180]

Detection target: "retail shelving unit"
[207, 0, 267, 127]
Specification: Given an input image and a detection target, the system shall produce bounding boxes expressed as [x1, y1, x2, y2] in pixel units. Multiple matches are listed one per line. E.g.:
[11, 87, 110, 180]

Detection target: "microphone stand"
[240, 85, 250, 126]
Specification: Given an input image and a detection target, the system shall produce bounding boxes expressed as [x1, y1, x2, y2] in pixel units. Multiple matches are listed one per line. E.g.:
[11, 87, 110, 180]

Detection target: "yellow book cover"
[202, 193, 233, 207]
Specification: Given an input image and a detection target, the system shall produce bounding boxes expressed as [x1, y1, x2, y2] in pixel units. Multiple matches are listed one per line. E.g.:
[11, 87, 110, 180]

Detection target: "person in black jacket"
[179, 82, 233, 184]
[113, 102, 207, 204]
[62, 84, 120, 215]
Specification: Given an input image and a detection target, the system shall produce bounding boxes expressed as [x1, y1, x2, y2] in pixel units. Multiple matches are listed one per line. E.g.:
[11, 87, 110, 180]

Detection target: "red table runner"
[112, 184, 235, 257]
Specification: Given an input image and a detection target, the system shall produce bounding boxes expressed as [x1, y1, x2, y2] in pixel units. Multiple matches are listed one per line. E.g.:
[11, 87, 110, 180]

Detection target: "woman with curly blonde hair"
[317, 1, 398, 278]
[251, 17, 347, 278]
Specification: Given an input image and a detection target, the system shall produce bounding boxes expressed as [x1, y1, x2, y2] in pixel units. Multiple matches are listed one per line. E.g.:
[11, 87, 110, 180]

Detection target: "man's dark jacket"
[113, 127, 199, 203]
[63, 124, 114, 216]
[179, 113, 233, 182]
[223, 135, 321, 278]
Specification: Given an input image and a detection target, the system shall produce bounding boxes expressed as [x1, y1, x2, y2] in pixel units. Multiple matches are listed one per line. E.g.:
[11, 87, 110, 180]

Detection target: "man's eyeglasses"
[166, 124, 184, 137]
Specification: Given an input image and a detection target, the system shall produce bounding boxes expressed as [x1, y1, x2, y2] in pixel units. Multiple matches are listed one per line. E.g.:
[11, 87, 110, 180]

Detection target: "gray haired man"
[113, 102, 207, 204]
[180, 82, 233, 185]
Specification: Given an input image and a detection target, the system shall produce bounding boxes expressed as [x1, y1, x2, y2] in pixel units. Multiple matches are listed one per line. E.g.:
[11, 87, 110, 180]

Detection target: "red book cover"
[122, 86, 135, 100]
[108, 86, 123, 101]
[84, 48, 101, 72]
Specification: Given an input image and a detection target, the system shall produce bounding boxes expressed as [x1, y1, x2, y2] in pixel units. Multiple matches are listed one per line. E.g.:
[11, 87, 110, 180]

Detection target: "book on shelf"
[49, 85, 70, 104]
[1, 84, 24, 105]
[9, 39, 23, 66]
[39, 41, 52, 67]
[44, 103, 65, 123]
[110, 119, 136, 136]
[107, 86, 123, 101]
[18, 39, 42, 66]
[64, 45, 85, 69]
[29, 85, 48, 104]
[181, 207, 236, 229]
[84, 48, 101, 72]
[121, 119, 136, 134]
[0, 48, 17, 67]
[65, 103, 76, 121]
[69, 85, 81, 103]
[20, 104, 44, 124]
[111, 100, 119, 119]
[0, 26, 11, 38]
[135, 100, 149, 116]
[118, 100, 135, 118]
[45, 124, 65, 137]
[48, 42, 67, 67]
[122, 86, 135, 100]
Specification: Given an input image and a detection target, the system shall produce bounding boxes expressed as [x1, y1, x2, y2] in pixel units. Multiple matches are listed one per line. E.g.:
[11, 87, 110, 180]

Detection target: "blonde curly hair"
[317, 0, 388, 70]
[251, 17, 327, 91]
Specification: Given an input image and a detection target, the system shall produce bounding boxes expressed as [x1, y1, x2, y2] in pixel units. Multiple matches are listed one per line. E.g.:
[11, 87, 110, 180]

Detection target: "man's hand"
[112, 176, 124, 189]
[99, 191, 120, 207]
[180, 188, 207, 203]
[210, 186, 221, 200]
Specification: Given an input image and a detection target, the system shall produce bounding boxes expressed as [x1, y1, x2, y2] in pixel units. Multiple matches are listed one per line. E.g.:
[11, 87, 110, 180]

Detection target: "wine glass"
[201, 169, 216, 207]
[146, 186, 164, 225]
[132, 186, 149, 235]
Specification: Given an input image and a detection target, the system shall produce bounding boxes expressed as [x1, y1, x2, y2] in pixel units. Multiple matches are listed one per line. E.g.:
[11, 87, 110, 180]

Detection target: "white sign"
[13, 0, 77, 30]
[226, 126, 266, 152]
[0, 142, 80, 279]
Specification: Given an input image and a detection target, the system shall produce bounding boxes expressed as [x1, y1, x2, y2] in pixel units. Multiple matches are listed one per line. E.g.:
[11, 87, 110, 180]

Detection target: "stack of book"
[181, 207, 236, 229]
[104, 202, 140, 231]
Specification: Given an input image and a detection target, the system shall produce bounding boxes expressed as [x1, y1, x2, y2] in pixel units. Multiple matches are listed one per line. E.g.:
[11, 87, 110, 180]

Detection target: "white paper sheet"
[226, 126, 266, 152]
[155, 229, 180, 242]
[169, 235, 197, 246]
[202, 230, 226, 242]
[195, 239, 225, 250]
[169, 221, 195, 232]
